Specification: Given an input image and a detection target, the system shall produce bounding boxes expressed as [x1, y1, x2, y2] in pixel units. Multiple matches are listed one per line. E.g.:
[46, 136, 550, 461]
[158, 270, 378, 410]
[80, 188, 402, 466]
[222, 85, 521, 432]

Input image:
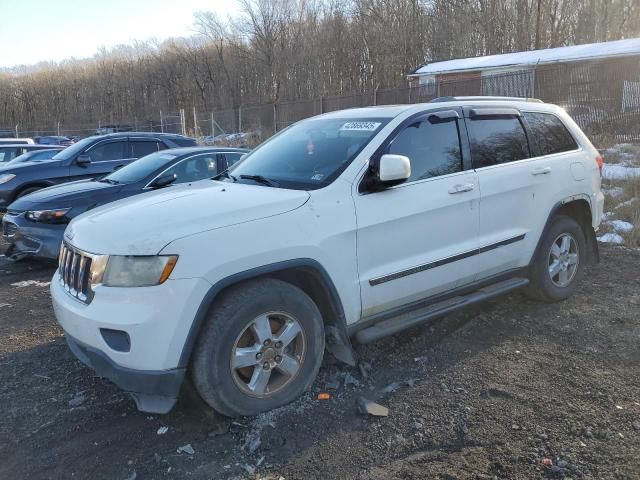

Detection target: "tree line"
[1, 0, 638, 133]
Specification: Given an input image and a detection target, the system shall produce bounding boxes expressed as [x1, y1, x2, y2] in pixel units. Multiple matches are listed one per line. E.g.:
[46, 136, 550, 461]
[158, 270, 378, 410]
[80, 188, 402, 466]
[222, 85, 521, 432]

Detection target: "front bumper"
[51, 271, 212, 413]
[2, 212, 65, 260]
[65, 333, 185, 413]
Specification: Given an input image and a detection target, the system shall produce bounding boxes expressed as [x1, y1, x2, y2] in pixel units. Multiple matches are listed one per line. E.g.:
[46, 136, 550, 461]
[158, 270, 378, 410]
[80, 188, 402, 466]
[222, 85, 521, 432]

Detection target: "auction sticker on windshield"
[340, 121, 381, 131]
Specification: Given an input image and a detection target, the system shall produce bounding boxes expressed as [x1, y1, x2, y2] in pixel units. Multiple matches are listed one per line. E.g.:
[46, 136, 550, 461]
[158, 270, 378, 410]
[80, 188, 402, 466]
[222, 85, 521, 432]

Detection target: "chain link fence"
[3, 57, 640, 148]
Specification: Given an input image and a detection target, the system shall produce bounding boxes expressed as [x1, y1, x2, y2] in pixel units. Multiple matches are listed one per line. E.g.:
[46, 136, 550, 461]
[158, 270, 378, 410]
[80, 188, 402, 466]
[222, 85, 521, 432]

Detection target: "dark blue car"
[0, 132, 195, 211]
[2, 146, 248, 261]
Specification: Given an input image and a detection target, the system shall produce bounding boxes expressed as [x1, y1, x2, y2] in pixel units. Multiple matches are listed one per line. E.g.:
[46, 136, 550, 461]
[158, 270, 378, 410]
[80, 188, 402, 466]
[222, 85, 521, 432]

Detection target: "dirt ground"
[1, 243, 639, 480]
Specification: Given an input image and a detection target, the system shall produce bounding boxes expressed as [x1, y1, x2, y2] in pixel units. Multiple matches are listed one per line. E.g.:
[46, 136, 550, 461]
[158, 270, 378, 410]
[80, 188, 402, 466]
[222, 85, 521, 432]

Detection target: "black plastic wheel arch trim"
[529, 196, 599, 270]
[178, 258, 352, 368]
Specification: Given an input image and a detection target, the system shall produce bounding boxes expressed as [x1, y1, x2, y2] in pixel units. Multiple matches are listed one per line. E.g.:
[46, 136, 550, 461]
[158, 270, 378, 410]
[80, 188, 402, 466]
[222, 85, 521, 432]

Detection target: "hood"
[10, 179, 121, 211]
[65, 180, 310, 255]
[0, 159, 62, 173]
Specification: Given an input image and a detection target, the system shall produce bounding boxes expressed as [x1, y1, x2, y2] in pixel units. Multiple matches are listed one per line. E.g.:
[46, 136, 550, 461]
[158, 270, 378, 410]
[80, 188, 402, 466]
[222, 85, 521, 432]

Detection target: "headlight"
[99, 255, 178, 287]
[0, 174, 16, 185]
[26, 207, 71, 222]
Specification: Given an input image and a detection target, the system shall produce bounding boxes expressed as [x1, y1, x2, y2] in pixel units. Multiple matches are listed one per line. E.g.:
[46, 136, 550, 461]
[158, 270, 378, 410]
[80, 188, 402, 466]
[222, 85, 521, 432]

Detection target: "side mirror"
[76, 154, 91, 167]
[150, 173, 177, 188]
[378, 154, 411, 185]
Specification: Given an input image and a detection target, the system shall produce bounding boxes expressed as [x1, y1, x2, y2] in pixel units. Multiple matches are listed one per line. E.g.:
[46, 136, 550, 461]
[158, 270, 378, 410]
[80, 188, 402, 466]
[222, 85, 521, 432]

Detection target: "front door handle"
[532, 166, 551, 175]
[448, 183, 475, 194]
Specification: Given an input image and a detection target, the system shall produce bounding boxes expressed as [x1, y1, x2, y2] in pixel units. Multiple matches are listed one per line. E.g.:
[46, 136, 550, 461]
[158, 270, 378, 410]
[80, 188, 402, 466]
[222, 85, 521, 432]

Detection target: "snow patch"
[608, 220, 634, 233]
[11, 280, 51, 288]
[597, 232, 625, 244]
[616, 198, 638, 210]
[602, 164, 640, 180]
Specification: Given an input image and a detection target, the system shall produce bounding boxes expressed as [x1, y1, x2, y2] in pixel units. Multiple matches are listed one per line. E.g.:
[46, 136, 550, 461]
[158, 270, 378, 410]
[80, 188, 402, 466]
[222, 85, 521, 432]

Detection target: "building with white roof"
[407, 38, 640, 103]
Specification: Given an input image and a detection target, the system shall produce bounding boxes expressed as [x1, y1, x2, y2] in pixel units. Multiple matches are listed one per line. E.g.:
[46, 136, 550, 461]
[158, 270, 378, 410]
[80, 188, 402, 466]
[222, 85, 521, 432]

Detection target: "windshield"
[7, 150, 58, 165]
[52, 136, 96, 161]
[229, 117, 390, 189]
[105, 151, 178, 184]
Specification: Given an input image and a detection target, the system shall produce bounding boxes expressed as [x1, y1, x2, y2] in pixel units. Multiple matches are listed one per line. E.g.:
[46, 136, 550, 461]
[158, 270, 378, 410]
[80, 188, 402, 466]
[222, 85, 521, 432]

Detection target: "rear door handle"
[531, 166, 551, 175]
[448, 183, 475, 194]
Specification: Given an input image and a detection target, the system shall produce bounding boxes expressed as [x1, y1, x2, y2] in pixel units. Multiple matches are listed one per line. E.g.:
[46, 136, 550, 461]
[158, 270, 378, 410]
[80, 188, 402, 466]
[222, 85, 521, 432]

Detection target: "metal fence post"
[210, 112, 215, 137]
[373, 90, 378, 106]
[238, 106, 242, 133]
[57, 121, 60, 136]
[15, 124, 18, 137]
[273, 104, 277, 133]
[160, 111, 164, 133]
[193, 107, 198, 137]
[179, 109, 186, 136]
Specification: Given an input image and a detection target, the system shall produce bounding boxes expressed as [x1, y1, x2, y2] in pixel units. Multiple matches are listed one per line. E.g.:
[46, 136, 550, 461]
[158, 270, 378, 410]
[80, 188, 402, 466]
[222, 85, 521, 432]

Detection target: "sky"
[0, 0, 240, 68]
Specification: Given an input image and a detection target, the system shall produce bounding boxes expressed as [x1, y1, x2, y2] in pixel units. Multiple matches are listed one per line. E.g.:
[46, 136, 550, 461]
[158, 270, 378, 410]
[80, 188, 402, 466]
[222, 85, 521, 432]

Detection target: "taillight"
[595, 155, 604, 177]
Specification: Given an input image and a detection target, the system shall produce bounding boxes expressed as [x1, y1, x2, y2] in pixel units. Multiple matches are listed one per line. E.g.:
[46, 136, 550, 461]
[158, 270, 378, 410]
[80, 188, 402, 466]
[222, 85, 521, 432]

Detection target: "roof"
[91, 132, 192, 139]
[320, 104, 414, 119]
[167, 146, 250, 156]
[411, 37, 640, 76]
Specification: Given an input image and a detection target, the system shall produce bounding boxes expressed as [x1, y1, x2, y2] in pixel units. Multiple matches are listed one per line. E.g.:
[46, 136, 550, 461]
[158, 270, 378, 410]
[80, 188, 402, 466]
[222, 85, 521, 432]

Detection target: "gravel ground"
[1, 244, 639, 479]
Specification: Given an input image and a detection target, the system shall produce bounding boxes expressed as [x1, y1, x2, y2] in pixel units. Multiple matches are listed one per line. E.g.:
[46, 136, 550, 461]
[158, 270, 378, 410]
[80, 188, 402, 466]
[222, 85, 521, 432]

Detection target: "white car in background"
[51, 97, 604, 416]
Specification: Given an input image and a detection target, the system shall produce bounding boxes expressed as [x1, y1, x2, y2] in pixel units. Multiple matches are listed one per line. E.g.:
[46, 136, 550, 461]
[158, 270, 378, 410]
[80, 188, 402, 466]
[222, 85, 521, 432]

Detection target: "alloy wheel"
[548, 233, 579, 287]
[230, 312, 306, 397]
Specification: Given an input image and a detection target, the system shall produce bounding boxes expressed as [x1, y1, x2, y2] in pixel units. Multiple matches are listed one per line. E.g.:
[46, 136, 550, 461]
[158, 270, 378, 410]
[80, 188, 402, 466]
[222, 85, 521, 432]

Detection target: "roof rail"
[429, 96, 544, 103]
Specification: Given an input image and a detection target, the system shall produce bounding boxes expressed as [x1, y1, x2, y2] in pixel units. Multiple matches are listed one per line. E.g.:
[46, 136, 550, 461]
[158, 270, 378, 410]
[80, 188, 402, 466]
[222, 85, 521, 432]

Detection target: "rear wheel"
[527, 215, 586, 302]
[192, 278, 325, 417]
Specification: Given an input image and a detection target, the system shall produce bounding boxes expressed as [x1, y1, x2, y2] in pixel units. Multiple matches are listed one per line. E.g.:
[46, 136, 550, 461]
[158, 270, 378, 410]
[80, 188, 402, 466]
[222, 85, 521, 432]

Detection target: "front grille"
[59, 243, 94, 303]
[3, 221, 17, 237]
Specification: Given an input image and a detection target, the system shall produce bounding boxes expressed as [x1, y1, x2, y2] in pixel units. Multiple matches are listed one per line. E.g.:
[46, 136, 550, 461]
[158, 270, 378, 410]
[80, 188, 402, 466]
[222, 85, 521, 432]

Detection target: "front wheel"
[192, 278, 325, 417]
[527, 215, 586, 303]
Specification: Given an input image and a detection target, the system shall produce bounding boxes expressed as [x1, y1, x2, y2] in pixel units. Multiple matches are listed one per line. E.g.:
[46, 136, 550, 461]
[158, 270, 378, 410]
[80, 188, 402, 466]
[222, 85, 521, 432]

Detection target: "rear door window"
[467, 116, 530, 168]
[129, 141, 160, 158]
[523, 112, 578, 156]
[387, 116, 463, 182]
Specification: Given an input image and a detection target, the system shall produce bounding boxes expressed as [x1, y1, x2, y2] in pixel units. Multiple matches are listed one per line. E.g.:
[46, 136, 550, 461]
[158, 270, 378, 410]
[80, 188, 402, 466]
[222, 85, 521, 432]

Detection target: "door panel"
[474, 158, 551, 277]
[355, 172, 480, 317]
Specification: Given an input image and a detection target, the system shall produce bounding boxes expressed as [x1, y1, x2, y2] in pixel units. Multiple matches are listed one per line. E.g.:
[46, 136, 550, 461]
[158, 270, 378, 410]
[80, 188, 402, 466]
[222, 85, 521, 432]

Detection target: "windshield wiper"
[214, 170, 237, 182]
[239, 174, 280, 187]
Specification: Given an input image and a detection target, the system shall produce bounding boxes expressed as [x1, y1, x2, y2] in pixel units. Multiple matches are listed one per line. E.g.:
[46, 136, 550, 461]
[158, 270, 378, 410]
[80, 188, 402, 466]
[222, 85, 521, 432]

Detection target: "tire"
[192, 278, 325, 417]
[16, 187, 42, 199]
[527, 215, 586, 303]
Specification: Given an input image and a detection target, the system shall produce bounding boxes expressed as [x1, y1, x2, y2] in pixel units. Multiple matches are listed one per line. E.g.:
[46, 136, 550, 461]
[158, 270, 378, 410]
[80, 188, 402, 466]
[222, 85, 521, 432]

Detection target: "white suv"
[51, 97, 604, 416]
